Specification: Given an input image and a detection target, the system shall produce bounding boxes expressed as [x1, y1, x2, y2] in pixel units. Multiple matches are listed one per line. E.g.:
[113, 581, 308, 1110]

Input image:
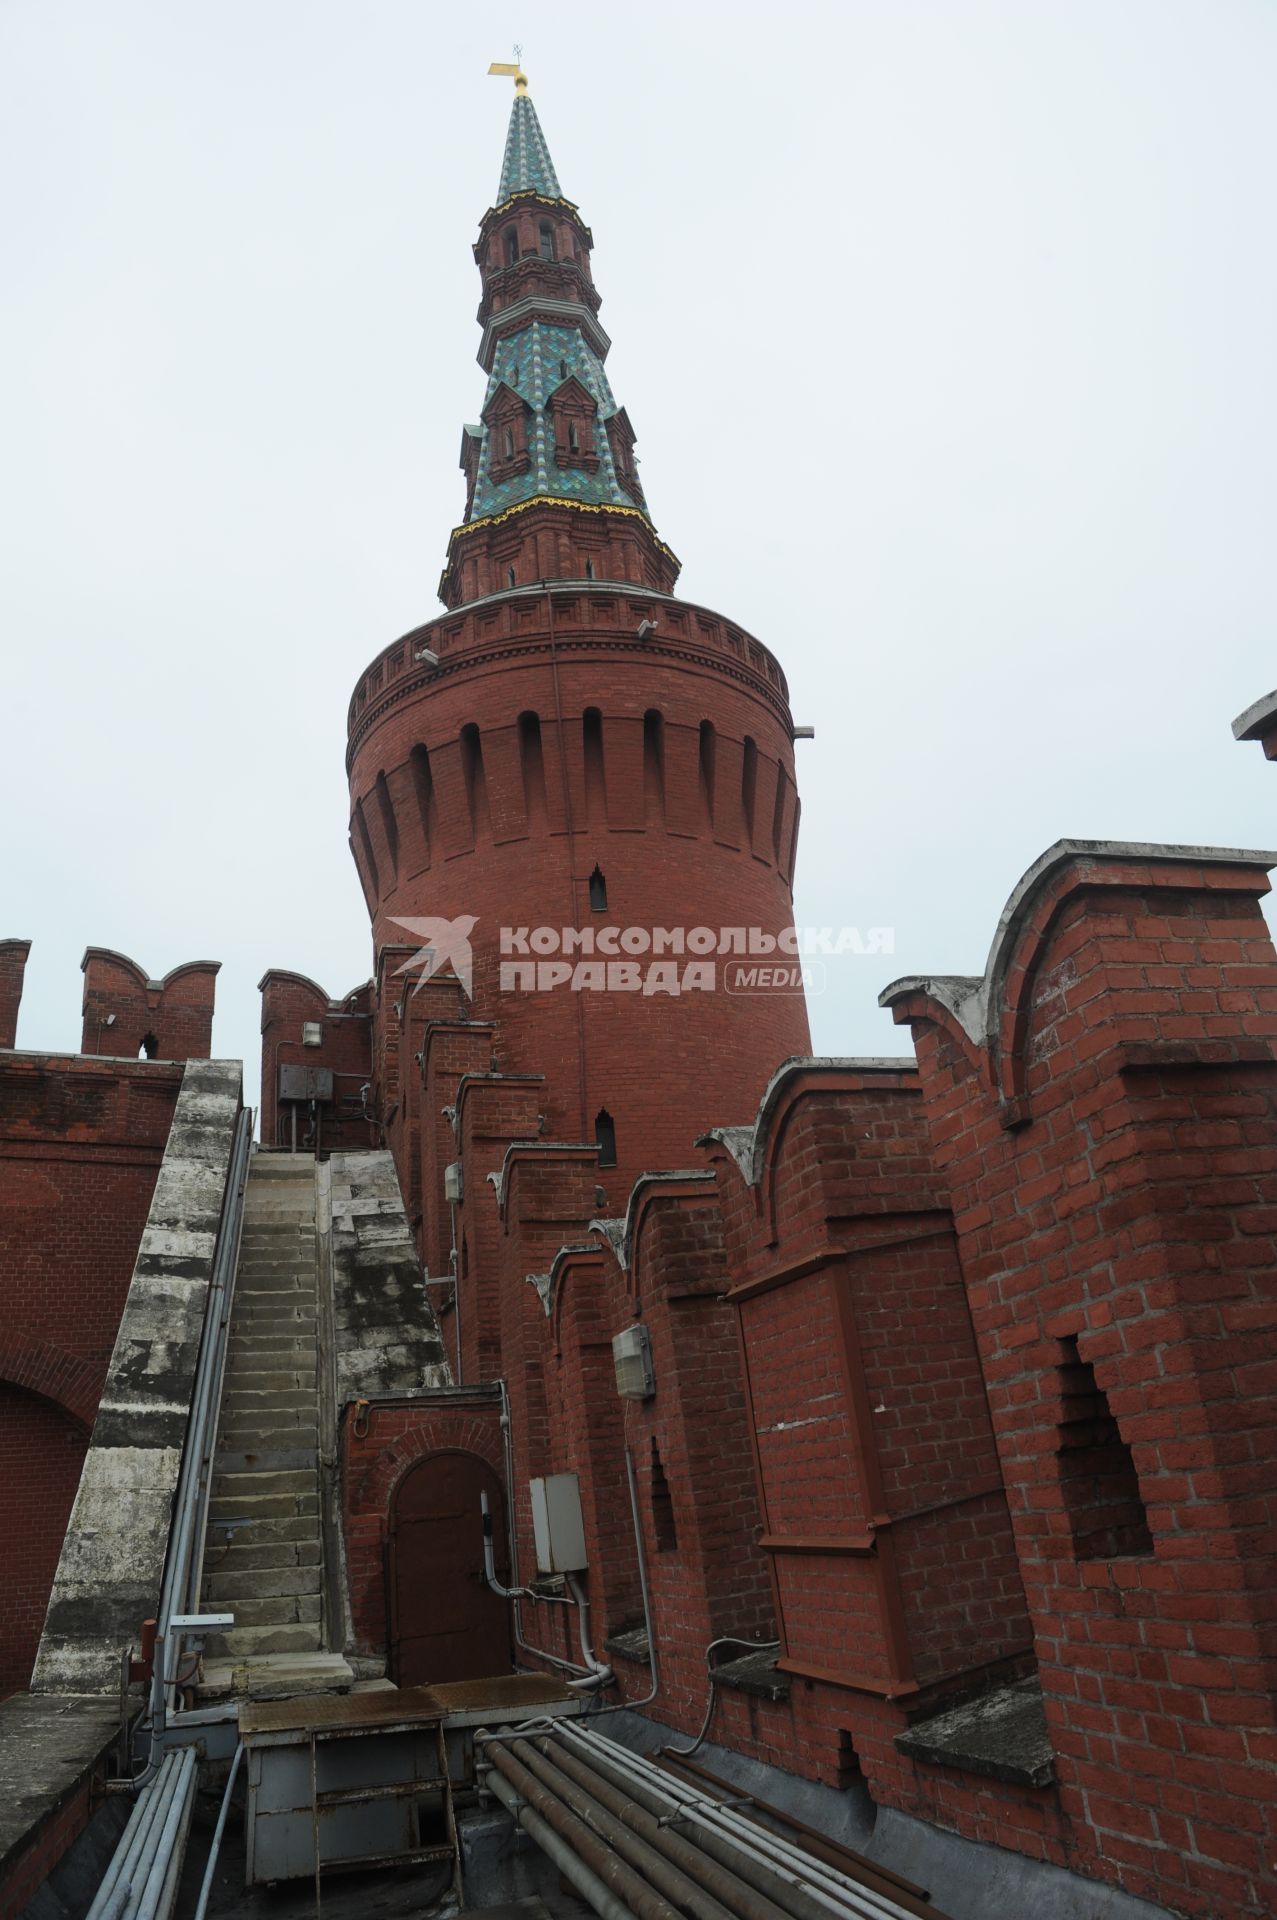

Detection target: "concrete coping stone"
[894, 1677, 1055, 1790]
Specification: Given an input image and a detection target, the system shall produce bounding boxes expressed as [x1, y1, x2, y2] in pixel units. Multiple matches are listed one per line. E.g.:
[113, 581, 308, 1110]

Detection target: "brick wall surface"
[885, 847, 1277, 1918]
[0, 1053, 181, 1695]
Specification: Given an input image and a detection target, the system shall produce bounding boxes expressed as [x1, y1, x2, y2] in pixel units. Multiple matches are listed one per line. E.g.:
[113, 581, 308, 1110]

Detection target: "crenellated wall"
[881, 842, 1277, 1918]
[0, 942, 31, 1051]
[258, 970, 374, 1153]
[80, 949, 218, 1063]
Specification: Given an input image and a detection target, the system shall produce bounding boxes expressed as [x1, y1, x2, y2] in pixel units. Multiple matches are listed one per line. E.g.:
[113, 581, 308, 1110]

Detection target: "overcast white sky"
[3, 1, 1276, 1116]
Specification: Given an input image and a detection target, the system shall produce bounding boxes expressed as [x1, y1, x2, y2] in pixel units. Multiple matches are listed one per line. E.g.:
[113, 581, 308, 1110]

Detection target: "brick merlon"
[880, 837, 1277, 1046]
[527, 1241, 602, 1319]
[256, 968, 373, 1007]
[596, 1169, 716, 1274]
[696, 1054, 918, 1188]
[488, 1137, 598, 1215]
[82, 948, 221, 992]
[1232, 688, 1277, 753]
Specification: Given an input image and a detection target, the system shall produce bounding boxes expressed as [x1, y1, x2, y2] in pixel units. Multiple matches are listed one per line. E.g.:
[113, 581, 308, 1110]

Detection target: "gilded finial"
[488, 46, 529, 95]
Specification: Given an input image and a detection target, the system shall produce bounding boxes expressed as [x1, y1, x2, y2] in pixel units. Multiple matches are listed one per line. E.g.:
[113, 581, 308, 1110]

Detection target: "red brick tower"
[347, 72, 810, 1200]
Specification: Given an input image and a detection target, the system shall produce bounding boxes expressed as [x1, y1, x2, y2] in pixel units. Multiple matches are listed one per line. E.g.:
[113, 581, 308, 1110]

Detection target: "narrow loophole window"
[585, 557, 595, 581]
[588, 865, 607, 911]
[650, 1441, 677, 1553]
[139, 1032, 158, 1060]
[594, 1107, 617, 1168]
[504, 226, 518, 265]
[507, 565, 516, 590]
[1056, 1336, 1153, 1560]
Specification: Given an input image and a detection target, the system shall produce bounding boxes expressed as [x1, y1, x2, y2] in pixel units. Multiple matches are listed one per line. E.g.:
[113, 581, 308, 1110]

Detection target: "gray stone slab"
[895, 1678, 1055, 1789]
[32, 1062, 242, 1696]
[0, 1692, 119, 1882]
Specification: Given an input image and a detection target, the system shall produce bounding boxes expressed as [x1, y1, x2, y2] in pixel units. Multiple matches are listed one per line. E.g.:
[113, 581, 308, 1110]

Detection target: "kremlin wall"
[0, 75, 1275, 1920]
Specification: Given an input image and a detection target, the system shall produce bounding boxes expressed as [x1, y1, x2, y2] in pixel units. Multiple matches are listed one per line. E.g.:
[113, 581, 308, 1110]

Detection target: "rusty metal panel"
[278, 1064, 334, 1103]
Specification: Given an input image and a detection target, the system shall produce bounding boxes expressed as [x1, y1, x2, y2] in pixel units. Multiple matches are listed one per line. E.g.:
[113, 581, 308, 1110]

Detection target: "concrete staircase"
[202, 1156, 324, 1662]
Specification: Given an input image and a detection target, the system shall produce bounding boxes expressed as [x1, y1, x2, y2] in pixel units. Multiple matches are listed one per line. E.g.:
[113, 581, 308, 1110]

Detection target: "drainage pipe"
[561, 1726, 918, 1920]
[515, 1736, 786, 1920]
[482, 1769, 637, 1920]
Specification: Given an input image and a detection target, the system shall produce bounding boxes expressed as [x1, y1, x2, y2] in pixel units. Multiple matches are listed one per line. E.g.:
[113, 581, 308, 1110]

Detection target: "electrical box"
[278, 1065, 334, 1103]
[529, 1473, 588, 1574]
[612, 1322, 655, 1400]
[443, 1161, 464, 1204]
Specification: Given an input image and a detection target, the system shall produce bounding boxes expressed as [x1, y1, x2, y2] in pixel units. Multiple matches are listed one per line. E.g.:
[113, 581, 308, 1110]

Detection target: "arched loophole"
[1056, 1336, 1153, 1560]
[650, 1441, 677, 1553]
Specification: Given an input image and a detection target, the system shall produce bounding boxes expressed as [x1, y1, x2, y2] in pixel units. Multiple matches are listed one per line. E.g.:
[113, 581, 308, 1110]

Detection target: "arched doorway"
[387, 1451, 512, 1685]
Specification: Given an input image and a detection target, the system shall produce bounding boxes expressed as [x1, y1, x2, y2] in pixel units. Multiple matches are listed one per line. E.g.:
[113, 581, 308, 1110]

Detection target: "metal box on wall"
[529, 1473, 588, 1574]
[278, 1064, 334, 1104]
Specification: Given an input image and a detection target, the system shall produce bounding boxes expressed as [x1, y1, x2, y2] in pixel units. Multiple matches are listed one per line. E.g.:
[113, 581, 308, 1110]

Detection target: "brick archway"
[0, 1340, 100, 1433]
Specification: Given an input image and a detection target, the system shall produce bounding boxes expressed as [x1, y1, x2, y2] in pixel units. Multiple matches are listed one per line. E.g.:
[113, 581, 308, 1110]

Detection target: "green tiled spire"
[498, 93, 562, 201]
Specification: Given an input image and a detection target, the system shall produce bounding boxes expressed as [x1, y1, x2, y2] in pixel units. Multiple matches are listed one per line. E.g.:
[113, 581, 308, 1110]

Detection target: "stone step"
[208, 1492, 318, 1526]
[218, 1405, 318, 1436]
[226, 1336, 313, 1351]
[210, 1539, 323, 1572]
[212, 1465, 316, 1496]
[205, 1564, 322, 1601]
[222, 1389, 316, 1414]
[220, 1592, 322, 1627]
[219, 1412, 318, 1439]
[216, 1444, 318, 1473]
[196, 1652, 353, 1703]
[205, 1624, 323, 1659]
[230, 1311, 316, 1327]
[205, 1512, 322, 1546]
[219, 1367, 313, 1392]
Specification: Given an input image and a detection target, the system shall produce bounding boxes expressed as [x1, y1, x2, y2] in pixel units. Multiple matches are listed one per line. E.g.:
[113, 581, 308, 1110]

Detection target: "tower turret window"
[595, 1108, 617, 1169]
[503, 427, 515, 459]
[504, 226, 518, 265]
[507, 565, 517, 589]
[539, 221, 555, 260]
[588, 865, 607, 911]
[568, 422, 579, 453]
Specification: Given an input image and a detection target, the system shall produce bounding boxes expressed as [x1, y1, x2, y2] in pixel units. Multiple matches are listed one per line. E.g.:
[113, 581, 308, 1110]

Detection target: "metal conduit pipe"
[192, 1742, 244, 1920]
[480, 1739, 683, 1920]
[560, 1727, 919, 1920]
[133, 1747, 197, 1920]
[573, 1727, 930, 1920]
[505, 1739, 740, 1920]
[87, 1753, 179, 1920]
[513, 1737, 785, 1920]
[482, 1770, 637, 1920]
[86, 1748, 197, 1920]
[565, 1727, 905, 1920]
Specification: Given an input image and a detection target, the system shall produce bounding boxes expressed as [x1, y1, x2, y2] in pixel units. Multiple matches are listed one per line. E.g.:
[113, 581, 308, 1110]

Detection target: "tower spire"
[440, 80, 680, 607]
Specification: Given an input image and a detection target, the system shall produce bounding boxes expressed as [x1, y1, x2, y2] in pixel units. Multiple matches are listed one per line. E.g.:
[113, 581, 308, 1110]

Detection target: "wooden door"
[388, 1451, 512, 1684]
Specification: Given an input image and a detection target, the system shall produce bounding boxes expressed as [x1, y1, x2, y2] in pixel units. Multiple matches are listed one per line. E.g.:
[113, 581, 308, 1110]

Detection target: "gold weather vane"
[488, 46, 529, 94]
